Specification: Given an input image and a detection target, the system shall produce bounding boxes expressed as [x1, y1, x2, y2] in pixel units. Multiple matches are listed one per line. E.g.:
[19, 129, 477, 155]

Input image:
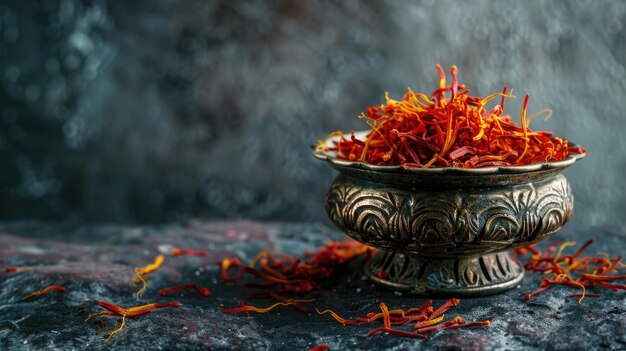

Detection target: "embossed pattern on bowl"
[326, 174, 573, 257]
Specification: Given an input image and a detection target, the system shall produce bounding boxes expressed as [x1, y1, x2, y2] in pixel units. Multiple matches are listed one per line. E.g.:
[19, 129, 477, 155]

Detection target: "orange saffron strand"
[317, 309, 356, 325]
[223, 299, 316, 314]
[134, 254, 165, 298]
[380, 303, 391, 329]
[21, 285, 66, 300]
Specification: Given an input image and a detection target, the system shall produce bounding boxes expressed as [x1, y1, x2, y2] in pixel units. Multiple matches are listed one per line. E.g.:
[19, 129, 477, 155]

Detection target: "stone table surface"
[0, 220, 624, 351]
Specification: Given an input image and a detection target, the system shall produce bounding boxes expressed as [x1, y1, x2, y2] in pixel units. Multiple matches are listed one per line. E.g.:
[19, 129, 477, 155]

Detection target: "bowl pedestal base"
[364, 250, 524, 296]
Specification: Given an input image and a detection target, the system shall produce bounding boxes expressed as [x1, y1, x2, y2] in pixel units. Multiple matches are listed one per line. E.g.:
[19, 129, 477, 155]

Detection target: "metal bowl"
[314, 131, 585, 296]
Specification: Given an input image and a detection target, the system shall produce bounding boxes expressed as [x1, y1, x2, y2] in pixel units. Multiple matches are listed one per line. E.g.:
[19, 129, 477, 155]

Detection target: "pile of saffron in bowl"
[317, 65, 587, 168]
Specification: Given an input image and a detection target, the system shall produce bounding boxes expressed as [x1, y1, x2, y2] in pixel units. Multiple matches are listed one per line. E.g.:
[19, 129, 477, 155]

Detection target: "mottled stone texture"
[0, 0, 625, 226]
[0, 221, 624, 350]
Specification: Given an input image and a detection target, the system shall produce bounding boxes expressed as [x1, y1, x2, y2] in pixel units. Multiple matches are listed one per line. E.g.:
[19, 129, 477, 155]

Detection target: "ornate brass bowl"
[313, 131, 585, 296]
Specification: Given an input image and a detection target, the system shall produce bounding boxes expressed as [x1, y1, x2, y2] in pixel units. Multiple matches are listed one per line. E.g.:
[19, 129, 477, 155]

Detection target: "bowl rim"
[312, 130, 586, 176]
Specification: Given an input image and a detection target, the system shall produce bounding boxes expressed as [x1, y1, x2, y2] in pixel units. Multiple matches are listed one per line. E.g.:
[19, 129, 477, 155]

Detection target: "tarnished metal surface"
[326, 174, 573, 256]
[365, 251, 524, 296]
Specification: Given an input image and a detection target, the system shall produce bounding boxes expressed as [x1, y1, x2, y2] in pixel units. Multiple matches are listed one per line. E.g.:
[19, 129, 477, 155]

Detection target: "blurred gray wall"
[0, 0, 624, 227]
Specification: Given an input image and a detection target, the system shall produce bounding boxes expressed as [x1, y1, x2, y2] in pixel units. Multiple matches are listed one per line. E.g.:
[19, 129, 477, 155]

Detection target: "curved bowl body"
[326, 173, 572, 258]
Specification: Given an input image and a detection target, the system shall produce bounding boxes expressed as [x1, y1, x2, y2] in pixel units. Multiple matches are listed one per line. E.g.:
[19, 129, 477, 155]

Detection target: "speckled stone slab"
[0, 221, 624, 350]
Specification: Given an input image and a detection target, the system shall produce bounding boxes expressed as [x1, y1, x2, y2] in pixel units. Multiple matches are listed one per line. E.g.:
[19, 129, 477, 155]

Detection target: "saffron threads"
[220, 240, 374, 314]
[517, 239, 626, 303]
[317, 299, 490, 340]
[220, 243, 490, 340]
[171, 248, 208, 257]
[86, 300, 181, 340]
[133, 255, 165, 298]
[159, 283, 211, 297]
[21, 285, 66, 300]
[4, 266, 19, 273]
[317, 64, 586, 168]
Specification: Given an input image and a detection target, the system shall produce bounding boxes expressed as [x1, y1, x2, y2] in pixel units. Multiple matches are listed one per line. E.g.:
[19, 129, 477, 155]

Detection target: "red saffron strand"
[86, 300, 181, 340]
[367, 327, 427, 339]
[171, 248, 209, 257]
[308, 345, 330, 351]
[4, 266, 19, 273]
[427, 298, 460, 321]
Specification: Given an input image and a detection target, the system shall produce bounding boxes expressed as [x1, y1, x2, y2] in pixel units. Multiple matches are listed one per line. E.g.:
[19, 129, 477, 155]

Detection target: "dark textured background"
[1, 0, 625, 226]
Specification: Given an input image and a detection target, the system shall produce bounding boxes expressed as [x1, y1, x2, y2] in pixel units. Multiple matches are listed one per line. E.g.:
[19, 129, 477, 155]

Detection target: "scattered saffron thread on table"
[133, 254, 165, 298]
[308, 345, 330, 351]
[4, 266, 19, 273]
[85, 300, 181, 340]
[21, 285, 66, 300]
[316, 64, 586, 168]
[516, 239, 626, 303]
[218, 241, 492, 339]
[9, 235, 622, 344]
[317, 299, 489, 339]
[219, 240, 375, 313]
